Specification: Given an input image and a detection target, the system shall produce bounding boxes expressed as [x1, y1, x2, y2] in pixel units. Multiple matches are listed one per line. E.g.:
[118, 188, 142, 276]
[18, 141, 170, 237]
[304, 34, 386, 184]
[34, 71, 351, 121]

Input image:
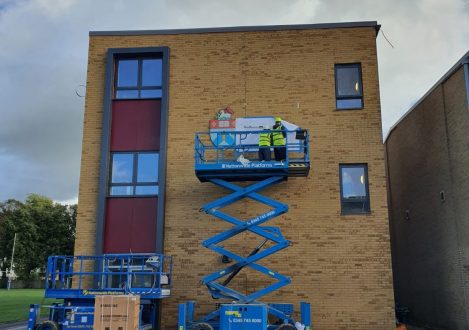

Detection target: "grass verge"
[0, 289, 59, 324]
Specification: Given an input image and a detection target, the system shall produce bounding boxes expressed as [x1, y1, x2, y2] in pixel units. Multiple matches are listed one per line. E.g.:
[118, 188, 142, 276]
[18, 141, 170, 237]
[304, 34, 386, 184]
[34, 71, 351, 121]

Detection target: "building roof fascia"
[90, 21, 379, 36]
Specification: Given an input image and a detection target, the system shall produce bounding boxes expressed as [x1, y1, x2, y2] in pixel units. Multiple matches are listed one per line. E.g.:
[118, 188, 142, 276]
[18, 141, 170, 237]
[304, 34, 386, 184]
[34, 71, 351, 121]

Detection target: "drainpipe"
[464, 56, 469, 112]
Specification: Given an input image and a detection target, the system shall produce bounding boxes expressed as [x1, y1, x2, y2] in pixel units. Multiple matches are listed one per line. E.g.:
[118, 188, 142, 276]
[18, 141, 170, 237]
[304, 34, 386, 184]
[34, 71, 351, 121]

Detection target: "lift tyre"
[191, 322, 214, 330]
[277, 324, 296, 330]
[37, 320, 59, 330]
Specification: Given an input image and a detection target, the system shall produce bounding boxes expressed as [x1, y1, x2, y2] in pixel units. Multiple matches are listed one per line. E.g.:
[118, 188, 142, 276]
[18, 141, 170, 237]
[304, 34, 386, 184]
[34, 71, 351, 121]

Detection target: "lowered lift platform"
[27, 254, 172, 329]
[179, 128, 311, 330]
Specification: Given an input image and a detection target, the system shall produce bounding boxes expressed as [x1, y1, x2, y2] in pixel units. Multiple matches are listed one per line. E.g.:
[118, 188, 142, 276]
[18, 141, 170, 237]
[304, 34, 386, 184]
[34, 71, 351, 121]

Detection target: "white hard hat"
[263, 125, 271, 130]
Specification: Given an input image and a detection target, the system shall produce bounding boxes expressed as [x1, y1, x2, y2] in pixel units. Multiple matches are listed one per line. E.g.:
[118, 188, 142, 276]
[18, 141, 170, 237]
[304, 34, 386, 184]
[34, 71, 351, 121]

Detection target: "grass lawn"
[0, 289, 59, 324]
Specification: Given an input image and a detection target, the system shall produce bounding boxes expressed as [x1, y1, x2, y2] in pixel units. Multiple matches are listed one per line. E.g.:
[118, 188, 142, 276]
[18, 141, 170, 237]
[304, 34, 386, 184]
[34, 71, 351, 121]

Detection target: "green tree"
[0, 194, 76, 283]
[0, 199, 31, 280]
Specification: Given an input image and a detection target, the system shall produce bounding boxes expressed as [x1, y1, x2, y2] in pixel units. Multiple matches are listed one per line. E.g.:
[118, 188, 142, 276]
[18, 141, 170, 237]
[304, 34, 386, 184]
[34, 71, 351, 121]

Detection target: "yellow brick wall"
[75, 26, 394, 329]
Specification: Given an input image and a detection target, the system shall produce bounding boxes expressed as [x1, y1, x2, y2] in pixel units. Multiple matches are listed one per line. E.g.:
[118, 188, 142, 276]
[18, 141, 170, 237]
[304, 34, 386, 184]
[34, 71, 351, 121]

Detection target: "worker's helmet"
[263, 125, 271, 130]
[275, 117, 282, 122]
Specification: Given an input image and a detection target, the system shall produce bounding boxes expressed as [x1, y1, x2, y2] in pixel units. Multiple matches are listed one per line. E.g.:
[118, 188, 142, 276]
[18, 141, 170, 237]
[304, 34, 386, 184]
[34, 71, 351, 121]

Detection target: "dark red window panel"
[103, 197, 158, 253]
[110, 99, 161, 151]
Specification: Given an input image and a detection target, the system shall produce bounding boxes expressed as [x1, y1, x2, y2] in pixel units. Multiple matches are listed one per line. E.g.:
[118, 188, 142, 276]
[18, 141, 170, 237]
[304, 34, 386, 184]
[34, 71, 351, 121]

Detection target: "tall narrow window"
[339, 164, 370, 214]
[115, 57, 163, 99]
[110, 152, 159, 196]
[335, 63, 363, 109]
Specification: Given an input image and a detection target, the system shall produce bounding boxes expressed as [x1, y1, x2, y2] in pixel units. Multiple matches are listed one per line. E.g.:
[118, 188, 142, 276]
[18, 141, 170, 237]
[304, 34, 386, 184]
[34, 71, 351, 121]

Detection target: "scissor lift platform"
[181, 129, 312, 330]
[28, 254, 172, 330]
[44, 254, 172, 299]
[194, 129, 310, 182]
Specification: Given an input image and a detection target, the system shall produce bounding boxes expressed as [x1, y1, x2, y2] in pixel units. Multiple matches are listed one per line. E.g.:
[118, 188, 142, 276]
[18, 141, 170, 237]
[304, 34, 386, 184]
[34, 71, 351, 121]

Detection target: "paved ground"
[1, 324, 428, 330]
[0, 318, 46, 330]
[406, 325, 431, 330]
[0, 319, 431, 330]
[0, 320, 28, 330]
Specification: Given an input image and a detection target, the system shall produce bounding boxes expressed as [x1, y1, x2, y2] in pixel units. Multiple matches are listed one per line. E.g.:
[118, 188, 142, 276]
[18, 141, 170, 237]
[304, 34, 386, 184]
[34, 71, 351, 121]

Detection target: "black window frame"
[339, 163, 371, 215]
[114, 55, 163, 100]
[334, 63, 364, 110]
[109, 151, 159, 197]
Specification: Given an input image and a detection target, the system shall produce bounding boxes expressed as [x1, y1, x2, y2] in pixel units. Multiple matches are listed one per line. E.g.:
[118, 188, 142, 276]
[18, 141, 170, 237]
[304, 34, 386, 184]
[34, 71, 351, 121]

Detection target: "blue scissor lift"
[27, 254, 172, 330]
[179, 129, 311, 330]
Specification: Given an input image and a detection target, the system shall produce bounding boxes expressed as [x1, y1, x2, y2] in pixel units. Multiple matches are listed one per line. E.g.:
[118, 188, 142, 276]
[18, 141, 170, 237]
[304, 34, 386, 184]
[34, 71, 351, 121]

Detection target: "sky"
[0, 0, 468, 203]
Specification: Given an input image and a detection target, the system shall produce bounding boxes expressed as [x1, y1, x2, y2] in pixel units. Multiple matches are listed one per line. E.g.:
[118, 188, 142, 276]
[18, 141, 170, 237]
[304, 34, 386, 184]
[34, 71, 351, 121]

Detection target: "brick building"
[386, 52, 469, 329]
[75, 21, 395, 329]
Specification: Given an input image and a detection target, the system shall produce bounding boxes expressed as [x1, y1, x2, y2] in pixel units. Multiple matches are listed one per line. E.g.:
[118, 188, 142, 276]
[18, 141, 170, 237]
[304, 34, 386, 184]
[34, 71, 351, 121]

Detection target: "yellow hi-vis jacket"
[272, 126, 286, 146]
[258, 132, 271, 147]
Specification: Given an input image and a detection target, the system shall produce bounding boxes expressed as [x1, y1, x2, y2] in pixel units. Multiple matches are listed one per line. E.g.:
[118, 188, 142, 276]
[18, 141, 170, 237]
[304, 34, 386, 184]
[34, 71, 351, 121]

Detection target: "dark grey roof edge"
[89, 21, 379, 36]
[385, 50, 469, 142]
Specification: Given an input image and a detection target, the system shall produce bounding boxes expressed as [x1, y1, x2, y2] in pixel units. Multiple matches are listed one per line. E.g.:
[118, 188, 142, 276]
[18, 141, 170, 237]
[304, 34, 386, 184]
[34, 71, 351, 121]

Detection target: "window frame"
[114, 55, 163, 100]
[339, 163, 371, 215]
[109, 151, 159, 197]
[334, 63, 364, 110]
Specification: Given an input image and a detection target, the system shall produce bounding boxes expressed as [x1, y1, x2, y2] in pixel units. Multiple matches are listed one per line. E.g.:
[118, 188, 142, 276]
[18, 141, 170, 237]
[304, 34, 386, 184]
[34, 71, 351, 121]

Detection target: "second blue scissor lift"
[27, 253, 172, 329]
[179, 126, 312, 330]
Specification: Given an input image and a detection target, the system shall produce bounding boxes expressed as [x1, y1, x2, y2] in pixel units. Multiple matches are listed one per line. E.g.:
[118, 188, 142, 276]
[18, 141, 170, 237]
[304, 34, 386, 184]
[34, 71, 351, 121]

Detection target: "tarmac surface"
[0, 320, 28, 330]
[0, 321, 431, 330]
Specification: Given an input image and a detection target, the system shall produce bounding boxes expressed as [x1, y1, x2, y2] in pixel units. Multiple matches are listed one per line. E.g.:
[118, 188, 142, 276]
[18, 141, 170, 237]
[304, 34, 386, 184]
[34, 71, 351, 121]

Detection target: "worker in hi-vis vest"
[258, 126, 272, 161]
[272, 117, 287, 161]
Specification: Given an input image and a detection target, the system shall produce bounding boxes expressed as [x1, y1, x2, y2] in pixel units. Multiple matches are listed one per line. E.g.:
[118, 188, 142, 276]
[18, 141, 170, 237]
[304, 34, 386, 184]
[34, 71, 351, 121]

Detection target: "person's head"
[275, 117, 282, 123]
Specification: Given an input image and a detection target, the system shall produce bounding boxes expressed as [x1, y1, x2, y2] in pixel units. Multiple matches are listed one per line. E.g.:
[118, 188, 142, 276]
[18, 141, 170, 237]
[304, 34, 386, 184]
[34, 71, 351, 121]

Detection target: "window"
[339, 164, 370, 214]
[334, 63, 363, 109]
[115, 57, 163, 99]
[109, 152, 159, 196]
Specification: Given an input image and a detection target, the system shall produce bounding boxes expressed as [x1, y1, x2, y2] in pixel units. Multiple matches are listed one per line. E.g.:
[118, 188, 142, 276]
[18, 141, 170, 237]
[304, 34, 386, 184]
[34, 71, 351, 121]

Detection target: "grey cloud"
[312, 0, 469, 133]
[0, 0, 467, 202]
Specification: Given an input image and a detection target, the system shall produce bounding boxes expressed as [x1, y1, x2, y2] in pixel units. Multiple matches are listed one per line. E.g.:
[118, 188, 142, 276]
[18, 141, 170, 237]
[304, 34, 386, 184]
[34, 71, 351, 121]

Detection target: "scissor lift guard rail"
[179, 130, 311, 330]
[27, 254, 172, 330]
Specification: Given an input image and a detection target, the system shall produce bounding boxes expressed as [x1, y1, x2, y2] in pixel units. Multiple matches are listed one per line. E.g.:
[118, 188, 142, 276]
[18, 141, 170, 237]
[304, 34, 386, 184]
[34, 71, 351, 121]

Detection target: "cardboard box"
[93, 295, 140, 330]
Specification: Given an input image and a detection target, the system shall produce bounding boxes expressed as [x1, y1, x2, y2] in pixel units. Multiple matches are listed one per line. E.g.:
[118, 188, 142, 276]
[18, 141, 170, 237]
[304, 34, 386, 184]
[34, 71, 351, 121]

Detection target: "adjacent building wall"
[75, 25, 394, 329]
[386, 61, 469, 329]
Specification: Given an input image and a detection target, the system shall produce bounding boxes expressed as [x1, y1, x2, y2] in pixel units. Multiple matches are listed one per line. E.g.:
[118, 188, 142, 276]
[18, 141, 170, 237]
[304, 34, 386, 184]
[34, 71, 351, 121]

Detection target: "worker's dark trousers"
[274, 146, 286, 161]
[258, 147, 271, 161]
